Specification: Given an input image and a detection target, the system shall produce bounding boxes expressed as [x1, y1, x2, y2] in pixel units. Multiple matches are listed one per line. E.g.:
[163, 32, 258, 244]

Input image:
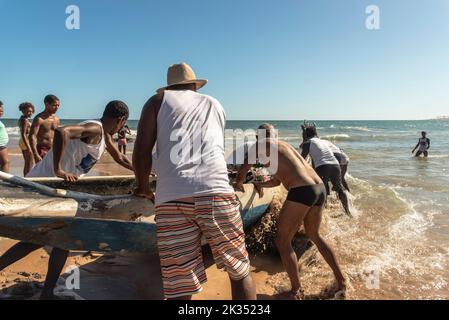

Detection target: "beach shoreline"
[2, 120, 449, 300]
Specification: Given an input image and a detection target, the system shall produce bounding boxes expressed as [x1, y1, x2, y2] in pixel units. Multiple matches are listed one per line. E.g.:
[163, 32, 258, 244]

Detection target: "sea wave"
[6, 126, 20, 136]
[427, 154, 449, 159]
[321, 133, 419, 143]
[341, 126, 372, 132]
[322, 134, 351, 141]
[323, 175, 449, 298]
[4, 126, 138, 139]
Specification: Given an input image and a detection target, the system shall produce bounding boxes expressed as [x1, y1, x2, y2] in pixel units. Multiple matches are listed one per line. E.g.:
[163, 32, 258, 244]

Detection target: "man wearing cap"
[133, 63, 256, 300]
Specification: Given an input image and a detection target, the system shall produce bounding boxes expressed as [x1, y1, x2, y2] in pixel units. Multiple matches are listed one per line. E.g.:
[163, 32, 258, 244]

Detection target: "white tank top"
[27, 120, 106, 178]
[308, 137, 339, 168]
[154, 90, 233, 205]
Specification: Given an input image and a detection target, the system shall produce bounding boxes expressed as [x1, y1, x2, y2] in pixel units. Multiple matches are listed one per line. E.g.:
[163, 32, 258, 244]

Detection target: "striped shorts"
[155, 194, 251, 299]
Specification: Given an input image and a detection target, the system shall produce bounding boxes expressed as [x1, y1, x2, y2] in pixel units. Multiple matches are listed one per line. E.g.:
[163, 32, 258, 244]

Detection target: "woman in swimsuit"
[18, 102, 35, 175]
[117, 125, 131, 155]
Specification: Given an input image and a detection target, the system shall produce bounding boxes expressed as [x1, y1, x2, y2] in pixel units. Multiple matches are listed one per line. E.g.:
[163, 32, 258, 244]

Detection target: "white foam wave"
[6, 126, 20, 136]
[428, 154, 449, 159]
[341, 177, 448, 297]
[342, 126, 372, 132]
[322, 134, 351, 140]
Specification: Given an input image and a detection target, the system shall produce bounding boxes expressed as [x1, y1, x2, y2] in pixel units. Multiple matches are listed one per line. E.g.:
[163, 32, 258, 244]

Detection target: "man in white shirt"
[301, 124, 352, 216]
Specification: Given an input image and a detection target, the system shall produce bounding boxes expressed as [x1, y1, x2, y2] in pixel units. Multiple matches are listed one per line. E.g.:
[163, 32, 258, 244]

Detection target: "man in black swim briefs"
[234, 124, 346, 299]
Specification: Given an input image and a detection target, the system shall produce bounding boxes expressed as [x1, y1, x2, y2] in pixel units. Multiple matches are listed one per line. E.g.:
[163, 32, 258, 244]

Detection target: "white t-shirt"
[308, 137, 339, 168]
[27, 120, 106, 178]
[322, 140, 349, 165]
[154, 90, 234, 205]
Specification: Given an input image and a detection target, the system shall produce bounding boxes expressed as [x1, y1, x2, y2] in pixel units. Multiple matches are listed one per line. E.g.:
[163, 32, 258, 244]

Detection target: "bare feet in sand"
[330, 279, 348, 300]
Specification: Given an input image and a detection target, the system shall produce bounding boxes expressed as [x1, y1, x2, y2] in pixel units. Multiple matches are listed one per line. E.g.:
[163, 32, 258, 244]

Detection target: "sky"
[1, 0, 449, 120]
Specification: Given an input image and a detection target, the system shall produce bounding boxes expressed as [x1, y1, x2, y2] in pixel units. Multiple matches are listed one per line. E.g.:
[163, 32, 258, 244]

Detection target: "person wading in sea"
[412, 131, 430, 158]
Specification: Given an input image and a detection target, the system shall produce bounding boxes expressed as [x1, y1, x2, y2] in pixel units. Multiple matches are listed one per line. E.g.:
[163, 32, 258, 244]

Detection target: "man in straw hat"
[133, 63, 256, 300]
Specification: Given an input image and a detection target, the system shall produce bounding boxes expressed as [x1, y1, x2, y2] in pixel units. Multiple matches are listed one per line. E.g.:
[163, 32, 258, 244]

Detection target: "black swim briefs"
[286, 184, 327, 207]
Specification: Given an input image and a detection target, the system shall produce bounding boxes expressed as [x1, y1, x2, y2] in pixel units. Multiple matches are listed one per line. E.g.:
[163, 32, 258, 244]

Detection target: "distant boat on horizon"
[433, 116, 449, 120]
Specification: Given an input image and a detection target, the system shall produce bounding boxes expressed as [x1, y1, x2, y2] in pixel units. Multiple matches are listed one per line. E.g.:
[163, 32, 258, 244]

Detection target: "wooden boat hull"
[0, 173, 279, 253]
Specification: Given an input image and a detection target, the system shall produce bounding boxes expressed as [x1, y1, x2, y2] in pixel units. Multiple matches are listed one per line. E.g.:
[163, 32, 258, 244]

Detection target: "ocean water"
[2, 119, 449, 299]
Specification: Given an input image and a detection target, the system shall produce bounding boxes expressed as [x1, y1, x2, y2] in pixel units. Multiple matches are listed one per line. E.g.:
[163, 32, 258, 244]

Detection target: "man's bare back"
[263, 139, 322, 190]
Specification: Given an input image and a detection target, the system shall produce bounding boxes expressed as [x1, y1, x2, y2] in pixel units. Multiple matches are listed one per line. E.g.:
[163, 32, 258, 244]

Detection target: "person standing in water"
[117, 124, 131, 155]
[412, 131, 430, 158]
[0, 101, 10, 173]
[300, 124, 352, 216]
[18, 102, 36, 176]
[29, 95, 61, 164]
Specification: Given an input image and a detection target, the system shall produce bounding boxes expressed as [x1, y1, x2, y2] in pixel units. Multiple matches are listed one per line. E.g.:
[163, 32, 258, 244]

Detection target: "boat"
[0, 171, 279, 254]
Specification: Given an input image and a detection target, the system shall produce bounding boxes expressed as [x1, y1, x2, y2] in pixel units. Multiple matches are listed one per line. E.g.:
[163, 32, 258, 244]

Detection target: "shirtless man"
[235, 125, 346, 299]
[29, 95, 61, 163]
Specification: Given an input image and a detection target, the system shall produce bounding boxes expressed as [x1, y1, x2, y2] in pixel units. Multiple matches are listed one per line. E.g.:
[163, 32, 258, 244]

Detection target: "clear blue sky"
[1, 0, 449, 120]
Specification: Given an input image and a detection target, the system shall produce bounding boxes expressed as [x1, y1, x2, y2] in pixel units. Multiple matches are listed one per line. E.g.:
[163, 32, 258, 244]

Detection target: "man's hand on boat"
[133, 187, 155, 202]
[253, 182, 265, 198]
[233, 181, 245, 193]
[55, 170, 79, 182]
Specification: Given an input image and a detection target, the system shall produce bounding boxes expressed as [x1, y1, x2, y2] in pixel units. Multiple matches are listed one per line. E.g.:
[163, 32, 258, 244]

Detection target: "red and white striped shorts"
[155, 194, 251, 299]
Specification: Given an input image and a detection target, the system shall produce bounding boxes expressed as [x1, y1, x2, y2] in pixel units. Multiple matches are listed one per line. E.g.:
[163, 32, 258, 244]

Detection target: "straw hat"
[157, 63, 208, 93]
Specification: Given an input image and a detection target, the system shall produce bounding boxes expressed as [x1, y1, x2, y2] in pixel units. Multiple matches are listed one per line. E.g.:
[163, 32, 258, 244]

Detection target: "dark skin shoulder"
[300, 141, 311, 159]
[132, 93, 164, 200]
[104, 130, 134, 171]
